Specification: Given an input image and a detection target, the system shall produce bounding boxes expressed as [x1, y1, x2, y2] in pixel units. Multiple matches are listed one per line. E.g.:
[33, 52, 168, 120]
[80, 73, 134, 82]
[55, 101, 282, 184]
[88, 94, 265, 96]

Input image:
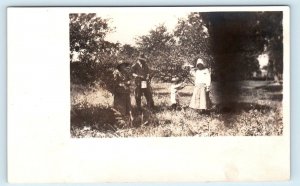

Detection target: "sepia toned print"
[70, 10, 285, 138]
[7, 7, 290, 183]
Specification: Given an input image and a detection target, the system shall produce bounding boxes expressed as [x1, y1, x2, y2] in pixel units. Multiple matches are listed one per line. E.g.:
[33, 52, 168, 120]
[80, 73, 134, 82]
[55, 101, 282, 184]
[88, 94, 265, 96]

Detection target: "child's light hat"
[196, 58, 204, 65]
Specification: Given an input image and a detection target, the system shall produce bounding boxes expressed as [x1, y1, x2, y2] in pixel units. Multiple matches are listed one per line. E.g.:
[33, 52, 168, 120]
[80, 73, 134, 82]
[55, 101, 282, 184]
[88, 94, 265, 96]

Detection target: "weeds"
[71, 81, 283, 137]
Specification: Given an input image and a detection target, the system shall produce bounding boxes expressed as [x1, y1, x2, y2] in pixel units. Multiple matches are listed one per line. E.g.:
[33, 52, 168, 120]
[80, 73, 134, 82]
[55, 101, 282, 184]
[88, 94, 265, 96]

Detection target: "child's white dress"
[170, 83, 183, 105]
[189, 68, 211, 110]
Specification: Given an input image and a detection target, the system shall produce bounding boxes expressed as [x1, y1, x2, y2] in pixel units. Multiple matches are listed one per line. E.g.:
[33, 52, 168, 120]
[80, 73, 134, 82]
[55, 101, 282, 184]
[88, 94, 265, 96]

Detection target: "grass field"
[70, 80, 283, 137]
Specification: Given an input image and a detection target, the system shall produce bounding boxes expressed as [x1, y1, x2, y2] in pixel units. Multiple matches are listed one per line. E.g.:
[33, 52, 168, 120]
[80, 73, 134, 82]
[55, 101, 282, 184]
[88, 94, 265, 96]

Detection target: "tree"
[201, 12, 264, 81]
[118, 44, 139, 64]
[174, 12, 212, 68]
[201, 11, 283, 82]
[198, 12, 282, 104]
[135, 15, 213, 83]
[135, 25, 179, 82]
[257, 11, 283, 82]
[69, 13, 119, 90]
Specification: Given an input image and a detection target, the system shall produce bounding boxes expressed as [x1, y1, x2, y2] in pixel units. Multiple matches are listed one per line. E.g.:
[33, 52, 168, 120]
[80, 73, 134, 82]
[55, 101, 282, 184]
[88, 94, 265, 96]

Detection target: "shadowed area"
[155, 92, 193, 97]
[262, 84, 283, 92]
[71, 106, 120, 132]
[70, 81, 283, 137]
[214, 102, 272, 114]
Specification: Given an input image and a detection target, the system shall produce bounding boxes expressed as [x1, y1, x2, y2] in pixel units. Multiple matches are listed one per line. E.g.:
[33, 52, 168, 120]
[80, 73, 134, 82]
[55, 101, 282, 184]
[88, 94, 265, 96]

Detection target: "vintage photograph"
[70, 9, 286, 138]
[7, 7, 290, 182]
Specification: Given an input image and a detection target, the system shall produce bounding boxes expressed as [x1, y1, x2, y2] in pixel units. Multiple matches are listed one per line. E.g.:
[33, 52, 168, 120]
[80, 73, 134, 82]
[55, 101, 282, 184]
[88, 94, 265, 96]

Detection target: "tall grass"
[71, 81, 283, 137]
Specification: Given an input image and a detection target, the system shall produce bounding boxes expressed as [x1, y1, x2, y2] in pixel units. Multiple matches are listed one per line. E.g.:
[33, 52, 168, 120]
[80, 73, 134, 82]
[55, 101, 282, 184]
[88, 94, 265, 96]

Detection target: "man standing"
[131, 54, 154, 111]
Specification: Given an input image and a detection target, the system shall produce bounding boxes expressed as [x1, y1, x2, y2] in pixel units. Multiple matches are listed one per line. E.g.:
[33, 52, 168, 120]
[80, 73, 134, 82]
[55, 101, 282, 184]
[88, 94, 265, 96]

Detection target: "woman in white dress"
[189, 58, 212, 111]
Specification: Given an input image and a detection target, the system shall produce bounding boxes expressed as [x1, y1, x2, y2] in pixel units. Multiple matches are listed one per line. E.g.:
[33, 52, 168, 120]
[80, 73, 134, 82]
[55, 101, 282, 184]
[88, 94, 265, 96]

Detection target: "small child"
[170, 77, 185, 110]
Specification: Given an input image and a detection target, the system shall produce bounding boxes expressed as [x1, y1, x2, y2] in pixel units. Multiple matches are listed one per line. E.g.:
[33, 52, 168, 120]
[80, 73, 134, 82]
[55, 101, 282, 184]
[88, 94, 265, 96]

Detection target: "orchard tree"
[201, 12, 263, 81]
[199, 11, 282, 104]
[135, 25, 179, 82]
[257, 11, 283, 82]
[201, 11, 283, 81]
[174, 12, 212, 69]
[136, 25, 175, 58]
[69, 13, 119, 89]
[135, 14, 213, 83]
[118, 44, 139, 64]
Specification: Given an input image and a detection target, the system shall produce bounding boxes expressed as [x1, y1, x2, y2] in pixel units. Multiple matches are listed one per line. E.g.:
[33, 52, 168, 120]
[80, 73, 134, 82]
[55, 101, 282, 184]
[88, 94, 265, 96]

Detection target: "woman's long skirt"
[189, 84, 211, 110]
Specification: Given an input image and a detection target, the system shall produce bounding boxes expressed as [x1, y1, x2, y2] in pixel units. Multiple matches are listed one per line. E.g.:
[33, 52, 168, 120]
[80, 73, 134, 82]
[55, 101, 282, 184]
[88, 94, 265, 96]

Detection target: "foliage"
[200, 11, 283, 81]
[200, 12, 262, 80]
[174, 12, 212, 68]
[70, 12, 283, 87]
[118, 44, 139, 64]
[257, 12, 283, 79]
[135, 25, 179, 82]
[195, 12, 283, 103]
[69, 13, 119, 90]
[135, 14, 213, 82]
[134, 12, 279, 83]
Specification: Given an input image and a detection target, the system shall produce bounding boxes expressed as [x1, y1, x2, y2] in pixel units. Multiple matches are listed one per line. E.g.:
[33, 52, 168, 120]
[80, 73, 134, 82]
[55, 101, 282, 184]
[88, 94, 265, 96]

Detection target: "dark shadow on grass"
[214, 102, 272, 114]
[179, 92, 193, 97]
[154, 92, 193, 97]
[152, 87, 168, 91]
[213, 102, 275, 128]
[262, 84, 283, 92]
[71, 106, 123, 131]
[154, 92, 169, 96]
[261, 93, 283, 101]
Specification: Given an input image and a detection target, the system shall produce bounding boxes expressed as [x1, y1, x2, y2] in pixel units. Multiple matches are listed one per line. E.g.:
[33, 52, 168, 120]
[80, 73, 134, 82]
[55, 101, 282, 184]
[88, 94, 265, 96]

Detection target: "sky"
[96, 8, 190, 45]
[95, 8, 268, 68]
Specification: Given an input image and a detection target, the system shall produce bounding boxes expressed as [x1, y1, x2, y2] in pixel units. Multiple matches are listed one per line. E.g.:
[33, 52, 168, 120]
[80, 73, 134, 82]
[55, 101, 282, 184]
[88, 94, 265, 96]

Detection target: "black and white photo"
[70, 9, 287, 138]
[7, 7, 290, 183]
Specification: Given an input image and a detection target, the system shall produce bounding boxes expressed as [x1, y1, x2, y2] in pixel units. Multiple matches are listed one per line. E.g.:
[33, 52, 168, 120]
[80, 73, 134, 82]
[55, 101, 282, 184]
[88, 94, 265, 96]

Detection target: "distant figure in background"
[131, 54, 154, 111]
[189, 58, 212, 112]
[170, 76, 185, 110]
[112, 61, 133, 123]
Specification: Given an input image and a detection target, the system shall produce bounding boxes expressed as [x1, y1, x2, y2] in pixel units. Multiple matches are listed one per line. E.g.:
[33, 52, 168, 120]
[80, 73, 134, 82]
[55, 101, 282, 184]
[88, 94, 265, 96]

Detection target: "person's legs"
[135, 86, 142, 111]
[171, 103, 177, 110]
[144, 86, 154, 109]
[125, 93, 134, 127]
[125, 93, 132, 114]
